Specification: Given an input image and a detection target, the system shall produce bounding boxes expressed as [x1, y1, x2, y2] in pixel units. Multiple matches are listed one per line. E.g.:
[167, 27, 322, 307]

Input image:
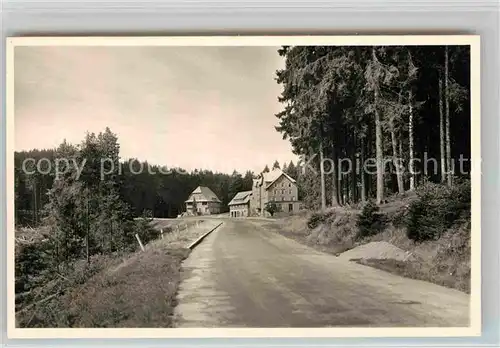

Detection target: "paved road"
[174, 219, 470, 328]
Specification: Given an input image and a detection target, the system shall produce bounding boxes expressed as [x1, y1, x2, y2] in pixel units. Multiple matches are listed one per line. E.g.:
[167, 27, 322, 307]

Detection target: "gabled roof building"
[228, 190, 252, 217]
[229, 167, 302, 218]
[185, 186, 222, 215]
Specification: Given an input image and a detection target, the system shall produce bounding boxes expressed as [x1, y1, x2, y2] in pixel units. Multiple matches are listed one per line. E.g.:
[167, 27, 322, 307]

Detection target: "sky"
[14, 46, 299, 174]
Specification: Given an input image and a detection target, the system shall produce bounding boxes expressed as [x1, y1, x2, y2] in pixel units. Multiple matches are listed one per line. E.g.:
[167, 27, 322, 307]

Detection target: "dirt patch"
[338, 241, 414, 262]
[357, 256, 470, 294]
[266, 202, 470, 293]
[353, 221, 471, 294]
[265, 208, 358, 255]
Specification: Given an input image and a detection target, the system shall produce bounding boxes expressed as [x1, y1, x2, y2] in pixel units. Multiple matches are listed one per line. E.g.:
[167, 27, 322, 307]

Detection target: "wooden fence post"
[135, 234, 145, 252]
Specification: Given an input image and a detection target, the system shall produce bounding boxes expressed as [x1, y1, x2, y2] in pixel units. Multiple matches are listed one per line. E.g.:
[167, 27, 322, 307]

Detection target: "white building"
[250, 168, 301, 216]
[185, 186, 222, 215]
[229, 168, 302, 218]
[228, 191, 252, 217]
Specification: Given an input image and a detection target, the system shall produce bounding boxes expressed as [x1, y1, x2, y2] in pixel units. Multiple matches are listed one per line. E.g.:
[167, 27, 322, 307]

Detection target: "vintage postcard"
[6, 35, 481, 339]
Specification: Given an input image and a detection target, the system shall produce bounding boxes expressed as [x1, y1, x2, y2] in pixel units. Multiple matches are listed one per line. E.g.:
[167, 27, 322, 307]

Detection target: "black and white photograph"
[7, 36, 480, 337]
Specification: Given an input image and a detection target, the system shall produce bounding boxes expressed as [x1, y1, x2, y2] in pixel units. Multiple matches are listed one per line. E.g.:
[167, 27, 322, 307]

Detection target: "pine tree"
[274, 45, 470, 208]
[285, 160, 298, 179]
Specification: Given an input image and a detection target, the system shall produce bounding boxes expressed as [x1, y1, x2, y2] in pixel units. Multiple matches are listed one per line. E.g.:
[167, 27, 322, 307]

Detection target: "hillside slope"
[265, 190, 471, 293]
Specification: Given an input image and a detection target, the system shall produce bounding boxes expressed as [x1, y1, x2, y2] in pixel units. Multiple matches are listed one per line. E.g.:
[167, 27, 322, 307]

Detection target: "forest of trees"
[275, 45, 471, 209]
[14, 45, 474, 323]
[15, 133, 303, 305]
[14, 45, 472, 232]
[15, 47, 472, 225]
[15, 132, 300, 228]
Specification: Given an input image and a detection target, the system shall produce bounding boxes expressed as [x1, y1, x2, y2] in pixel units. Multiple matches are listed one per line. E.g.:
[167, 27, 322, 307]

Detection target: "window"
[202, 202, 207, 205]
[289, 189, 291, 194]
[289, 203, 293, 212]
[282, 197, 285, 201]
[289, 183, 291, 187]
[282, 189, 284, 194]
[292, 196, 295, 201]
[274, 189, 277, 194]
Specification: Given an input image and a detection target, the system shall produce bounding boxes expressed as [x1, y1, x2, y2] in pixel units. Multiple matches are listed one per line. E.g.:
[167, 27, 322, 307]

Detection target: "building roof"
[228, 190, 252, 206]
[266, 171, 297, 189]
[258, 168, 297, 189]
[262, 168, 283, 183]
[185, 186, 221, 203]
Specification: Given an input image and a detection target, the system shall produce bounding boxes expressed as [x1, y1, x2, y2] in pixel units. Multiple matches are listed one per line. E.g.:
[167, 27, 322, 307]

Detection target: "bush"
[265, 202, 280, 217]
[134, 212, 159, 246]
[307, 210, 336, 229]
[406, 179, 470, 242]
[356, 200, 386, 240]
[392, 205, 409, 228]
[15, 242, 51, 296]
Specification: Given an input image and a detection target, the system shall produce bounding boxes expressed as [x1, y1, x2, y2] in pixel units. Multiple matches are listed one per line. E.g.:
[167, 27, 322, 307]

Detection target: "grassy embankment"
[265, 182, 471, 293]
[15, 219, 213, 328]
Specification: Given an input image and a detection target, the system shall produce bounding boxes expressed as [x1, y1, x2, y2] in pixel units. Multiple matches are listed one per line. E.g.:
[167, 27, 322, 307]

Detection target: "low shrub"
[406, 179, 470, 242]
[307, 210, 336, 229]
[265, 202, 280, 217]
[356, 200, 387, 240]
[15, 242, 51, 297]
[392, 205, 410, 228]
[134, 217, 159, 246]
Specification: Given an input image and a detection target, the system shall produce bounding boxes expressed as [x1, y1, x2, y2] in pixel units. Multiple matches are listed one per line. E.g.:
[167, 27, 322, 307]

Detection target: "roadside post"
[135, 233, 145, 252]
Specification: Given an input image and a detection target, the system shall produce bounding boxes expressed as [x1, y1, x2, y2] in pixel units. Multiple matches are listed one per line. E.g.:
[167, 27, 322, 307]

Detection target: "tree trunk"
[390, 126, 404, 194]
[445, 46, 453, 186]
[373, 48, 384, 204]
[398, 136, 404, 190]
[340, 174, 344, 205]
[331, 145, 340, 206]
[351, 131, 359, 203]
[408, 89, 415, 190]
[86, 194, 90, 264]
[32, 180, 38, 225]
[366, 122, 373, 199]
[344, 174, 351, 204]
[56, 227, 60, 272]
[439, 75, 446, 182]
[360, 137, 367, 202]
[319, 141, 326, 211]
